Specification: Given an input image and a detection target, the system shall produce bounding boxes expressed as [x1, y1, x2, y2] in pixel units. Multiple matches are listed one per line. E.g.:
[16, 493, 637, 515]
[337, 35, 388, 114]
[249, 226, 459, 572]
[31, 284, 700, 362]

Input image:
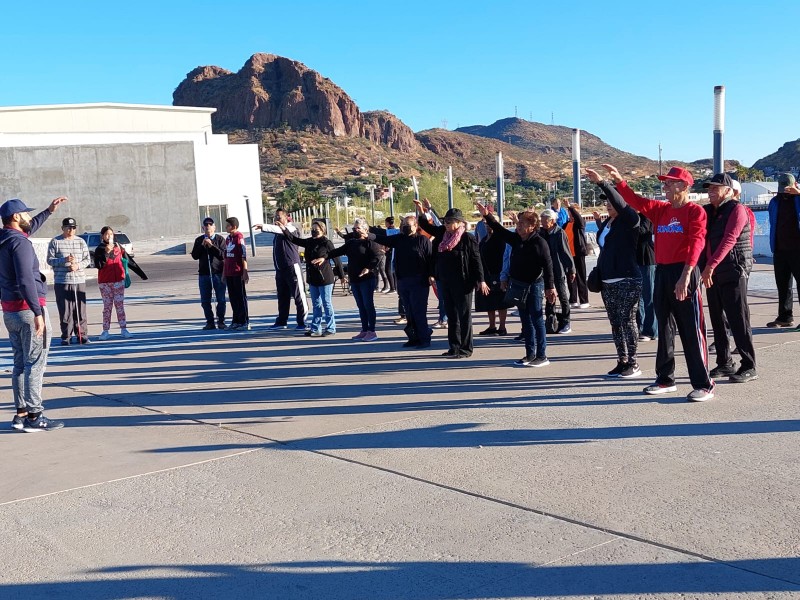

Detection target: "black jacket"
[94, 243, 147, 280]
[190, 233, 226, 275]
[371, 232, 433, 284]
[417, 215, 484, 294]
[327, 236, 381, 283]
[595, 182, 642, 280]
[483, 214, 554, 289]
[636, 215, 655, 267]
[540, 224, 575, 281]
[283, 230, 344, 286]
[567, 206, 589, 257]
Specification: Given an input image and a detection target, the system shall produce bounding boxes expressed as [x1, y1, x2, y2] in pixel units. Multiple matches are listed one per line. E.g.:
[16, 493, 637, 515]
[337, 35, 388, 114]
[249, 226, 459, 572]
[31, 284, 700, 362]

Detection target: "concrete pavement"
[1, 250, 799, 599]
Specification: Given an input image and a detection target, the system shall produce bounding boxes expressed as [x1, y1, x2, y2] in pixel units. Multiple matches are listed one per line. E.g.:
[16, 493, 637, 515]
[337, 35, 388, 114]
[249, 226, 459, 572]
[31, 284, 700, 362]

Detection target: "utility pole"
[658, 143, 663, 176]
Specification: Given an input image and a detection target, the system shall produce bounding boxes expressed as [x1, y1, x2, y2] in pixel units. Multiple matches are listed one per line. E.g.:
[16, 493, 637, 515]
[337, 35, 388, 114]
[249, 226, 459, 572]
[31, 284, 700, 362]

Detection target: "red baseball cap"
[657, 167, 694, 187]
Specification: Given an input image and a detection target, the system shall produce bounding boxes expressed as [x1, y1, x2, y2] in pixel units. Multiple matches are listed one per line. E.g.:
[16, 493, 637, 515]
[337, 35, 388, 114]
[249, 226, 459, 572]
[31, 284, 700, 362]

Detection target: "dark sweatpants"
[54, 283, 88, 340]
[654, 263, 711, 390]
[569, 255, 589, 305]
[397, 277, 430, 344]
[227, 275, 248, 326]
[707, 275, 756, 371]
[440, 285, 474, 356]
[275, 265, 307, 327]
[773, 248, 800, 321]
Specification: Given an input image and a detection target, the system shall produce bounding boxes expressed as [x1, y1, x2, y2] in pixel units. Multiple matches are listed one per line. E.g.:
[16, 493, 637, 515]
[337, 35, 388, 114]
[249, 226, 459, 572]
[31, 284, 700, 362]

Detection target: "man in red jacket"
[599, 164, 714, 402]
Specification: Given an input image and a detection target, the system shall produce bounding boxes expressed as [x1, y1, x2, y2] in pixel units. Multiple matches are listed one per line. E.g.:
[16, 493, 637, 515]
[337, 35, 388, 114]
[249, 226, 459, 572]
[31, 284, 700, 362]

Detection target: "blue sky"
[2, 0, 796, 167]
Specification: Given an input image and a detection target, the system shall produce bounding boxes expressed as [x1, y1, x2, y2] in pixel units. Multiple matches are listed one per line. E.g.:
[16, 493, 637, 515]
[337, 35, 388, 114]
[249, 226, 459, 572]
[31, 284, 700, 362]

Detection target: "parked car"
[79, 231, 134, 263]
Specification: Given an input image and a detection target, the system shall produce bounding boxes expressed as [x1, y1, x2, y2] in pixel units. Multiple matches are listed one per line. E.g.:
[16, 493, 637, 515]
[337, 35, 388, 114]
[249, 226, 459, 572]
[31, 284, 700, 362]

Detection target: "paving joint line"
[45, 361, 800, 589]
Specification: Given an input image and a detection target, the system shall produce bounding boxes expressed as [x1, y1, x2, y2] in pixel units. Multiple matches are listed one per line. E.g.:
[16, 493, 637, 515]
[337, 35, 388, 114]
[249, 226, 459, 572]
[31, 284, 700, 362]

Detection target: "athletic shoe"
[361, 332, 378, 342]
[217, 320, 226, 330]
[393, 317, 407, 325]
[687, 383, 715, 402]
[295, 324, 308, 331]
[570, 302, 580, 308]
[98, 330, 111, 341]
[514, 356, 534, 366]
[497, 328, 508, 336]
[78, 337, 91, 345]
[620, 362, 642, 378]
[268, 324, 288, 331]
[729, 368, 758, 384]
[60, 339, 70, 346]
[578, 303, 591, 309]
[767, 318, 794, 328]
[403, 340, 420, 348]
[202, 322, 216, 331]
[121, 329, 133, 338]
[310, 331, 323, 337]
[478, 326, 498, 336]
[442, 350, 457, 357]
[710, 363, 737, 378]
[351, 331, 367, 340]
[226, 323, 241, 331]
[643, 382, 678, 395]
[432, 320, 446, 329]
[529, 357, 550, 367]
[607, 361, 627, 377]
[557, 324, 572, 334]
[322, 330, 336, 337]
[11, 414, 25, 430]
[304, 330, 313, 336]
[638, 335, 653, 342]
[22, 415, 65, 432]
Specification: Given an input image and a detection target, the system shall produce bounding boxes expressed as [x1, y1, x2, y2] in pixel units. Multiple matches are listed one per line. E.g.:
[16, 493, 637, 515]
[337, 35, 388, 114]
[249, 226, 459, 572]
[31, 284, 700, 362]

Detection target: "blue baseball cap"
[0, 199, 35, 219]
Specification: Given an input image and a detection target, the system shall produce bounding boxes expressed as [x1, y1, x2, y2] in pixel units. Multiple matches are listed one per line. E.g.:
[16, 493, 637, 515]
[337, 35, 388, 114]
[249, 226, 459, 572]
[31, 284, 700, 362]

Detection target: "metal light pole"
[369, 185, 376, 225]
[713, 85, 725, 175]
[447, 166, 454, 210]
[244, 195, 256, 257]
[572, 129, 581, 209]
[389, 183, 394, 217]
[496, 152, 505, 223]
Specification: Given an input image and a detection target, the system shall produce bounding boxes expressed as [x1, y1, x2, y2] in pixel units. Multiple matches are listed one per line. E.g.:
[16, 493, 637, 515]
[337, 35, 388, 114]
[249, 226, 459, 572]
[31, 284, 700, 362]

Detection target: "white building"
[741, 182, 778, 207]
[0, 103, 263, 243]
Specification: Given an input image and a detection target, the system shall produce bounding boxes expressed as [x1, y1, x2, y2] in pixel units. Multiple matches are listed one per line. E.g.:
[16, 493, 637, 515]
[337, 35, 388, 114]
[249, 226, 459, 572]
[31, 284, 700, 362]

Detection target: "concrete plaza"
[1, 244, 799, 599]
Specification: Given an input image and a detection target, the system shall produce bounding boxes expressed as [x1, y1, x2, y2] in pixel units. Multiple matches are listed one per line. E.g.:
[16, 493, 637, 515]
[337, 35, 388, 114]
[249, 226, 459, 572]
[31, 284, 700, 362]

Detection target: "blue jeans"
[520, 279, 546, 360]
[637, 264, 657, 338]
[199, 273, 227, 323]
[350, 278, 377, 332]
[309, 284, 336, 333]
[4, 307, 52, 414]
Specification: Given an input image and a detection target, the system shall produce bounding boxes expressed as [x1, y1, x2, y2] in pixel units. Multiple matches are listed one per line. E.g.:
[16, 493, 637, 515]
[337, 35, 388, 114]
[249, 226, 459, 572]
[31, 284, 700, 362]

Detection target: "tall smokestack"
[572, 129, 581, 208]
[713, 86, 725, 175]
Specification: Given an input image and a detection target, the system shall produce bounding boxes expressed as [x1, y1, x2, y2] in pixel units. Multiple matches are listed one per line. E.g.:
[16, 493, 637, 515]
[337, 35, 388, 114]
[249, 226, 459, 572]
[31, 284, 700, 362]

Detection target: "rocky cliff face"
[173, 53, 363, 137]
[363, 111, 418, 152]
[752, 139, 800, 171]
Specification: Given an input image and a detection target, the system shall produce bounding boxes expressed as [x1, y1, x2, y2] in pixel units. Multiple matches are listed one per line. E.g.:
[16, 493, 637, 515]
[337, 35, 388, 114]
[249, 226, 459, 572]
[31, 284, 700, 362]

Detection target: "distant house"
[741, 182, 778, 206]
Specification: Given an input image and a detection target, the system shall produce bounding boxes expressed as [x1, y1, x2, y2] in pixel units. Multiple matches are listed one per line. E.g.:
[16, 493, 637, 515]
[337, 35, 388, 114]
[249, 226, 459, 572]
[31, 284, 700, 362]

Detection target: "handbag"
[545, 302, 559, 334]
[121, 253, 131, 289]
[587, 266, 602, 293]
[503, 277, 531, 307]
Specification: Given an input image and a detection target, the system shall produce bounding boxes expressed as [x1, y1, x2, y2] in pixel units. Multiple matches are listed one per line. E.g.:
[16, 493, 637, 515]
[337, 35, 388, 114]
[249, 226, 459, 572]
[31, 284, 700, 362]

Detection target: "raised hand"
[475, 202, 488, 216]
[600, 164, 623, 184]
[585, 168, 603, 183]
[422, 197, 432, 211]
[48, 196, 67, 213]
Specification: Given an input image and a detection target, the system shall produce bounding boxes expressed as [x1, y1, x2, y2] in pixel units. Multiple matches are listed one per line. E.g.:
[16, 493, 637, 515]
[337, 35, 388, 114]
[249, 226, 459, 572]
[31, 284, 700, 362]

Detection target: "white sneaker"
[98, 330, 110, 341]
[579, 303, 591, 309]
[121, 329, 133, 339]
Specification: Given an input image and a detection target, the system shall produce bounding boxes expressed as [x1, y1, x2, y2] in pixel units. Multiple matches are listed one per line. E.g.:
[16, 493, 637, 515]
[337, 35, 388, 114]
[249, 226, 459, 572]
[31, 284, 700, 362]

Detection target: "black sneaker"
[607, 361, 627, 377]
[322, 330, 336, 337]
[529, 357, 550, 367]
[478, 326, 498, 336]
[729, 368, 758, 384]
[22, 415, 65, 432]
[514, 356, 534, 366]
[60, 339, 70, 346]
[710, 363, 737, 378]
[217, 320, 226, 330]
[202, 322, 216, 331]
[403, 340, 420, 348]
[620, 362, 642, 378]
[78, 337, 91, 345]
[767, 318, 794, 328]
[11, 414, 26, 430]
[497, 328, 508, 336]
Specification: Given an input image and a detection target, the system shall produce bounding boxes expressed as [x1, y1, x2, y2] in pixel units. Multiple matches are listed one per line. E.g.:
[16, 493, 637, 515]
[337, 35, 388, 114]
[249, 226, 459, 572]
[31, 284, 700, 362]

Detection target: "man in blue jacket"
[767, 173, 800, 329]
[1, 196, 67, 432]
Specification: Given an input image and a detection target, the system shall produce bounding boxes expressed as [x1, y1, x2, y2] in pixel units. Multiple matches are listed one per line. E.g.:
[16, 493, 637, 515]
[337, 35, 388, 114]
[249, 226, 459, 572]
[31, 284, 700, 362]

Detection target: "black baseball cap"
[202, 217, 214, 225]
[62, 217, 77, 228]
[703, 173, 734, 188]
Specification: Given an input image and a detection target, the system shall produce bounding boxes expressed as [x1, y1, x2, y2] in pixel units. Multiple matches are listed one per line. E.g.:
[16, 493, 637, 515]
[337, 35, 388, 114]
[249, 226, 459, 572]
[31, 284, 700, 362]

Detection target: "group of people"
[0, 198, 147, 432]
[4, 164, 799, 432]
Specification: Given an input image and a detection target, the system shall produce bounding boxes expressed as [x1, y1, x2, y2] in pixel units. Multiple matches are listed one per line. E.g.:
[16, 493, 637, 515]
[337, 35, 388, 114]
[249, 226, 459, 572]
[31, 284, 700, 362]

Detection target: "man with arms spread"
[1, 196, 67, 431]
[601, 164, 714, 402]
[47, 217, 91, 345]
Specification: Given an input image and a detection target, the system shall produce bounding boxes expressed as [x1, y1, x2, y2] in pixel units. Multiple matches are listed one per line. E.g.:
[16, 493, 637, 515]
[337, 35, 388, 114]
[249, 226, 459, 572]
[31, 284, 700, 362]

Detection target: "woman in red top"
[94, 226, 147, 340]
